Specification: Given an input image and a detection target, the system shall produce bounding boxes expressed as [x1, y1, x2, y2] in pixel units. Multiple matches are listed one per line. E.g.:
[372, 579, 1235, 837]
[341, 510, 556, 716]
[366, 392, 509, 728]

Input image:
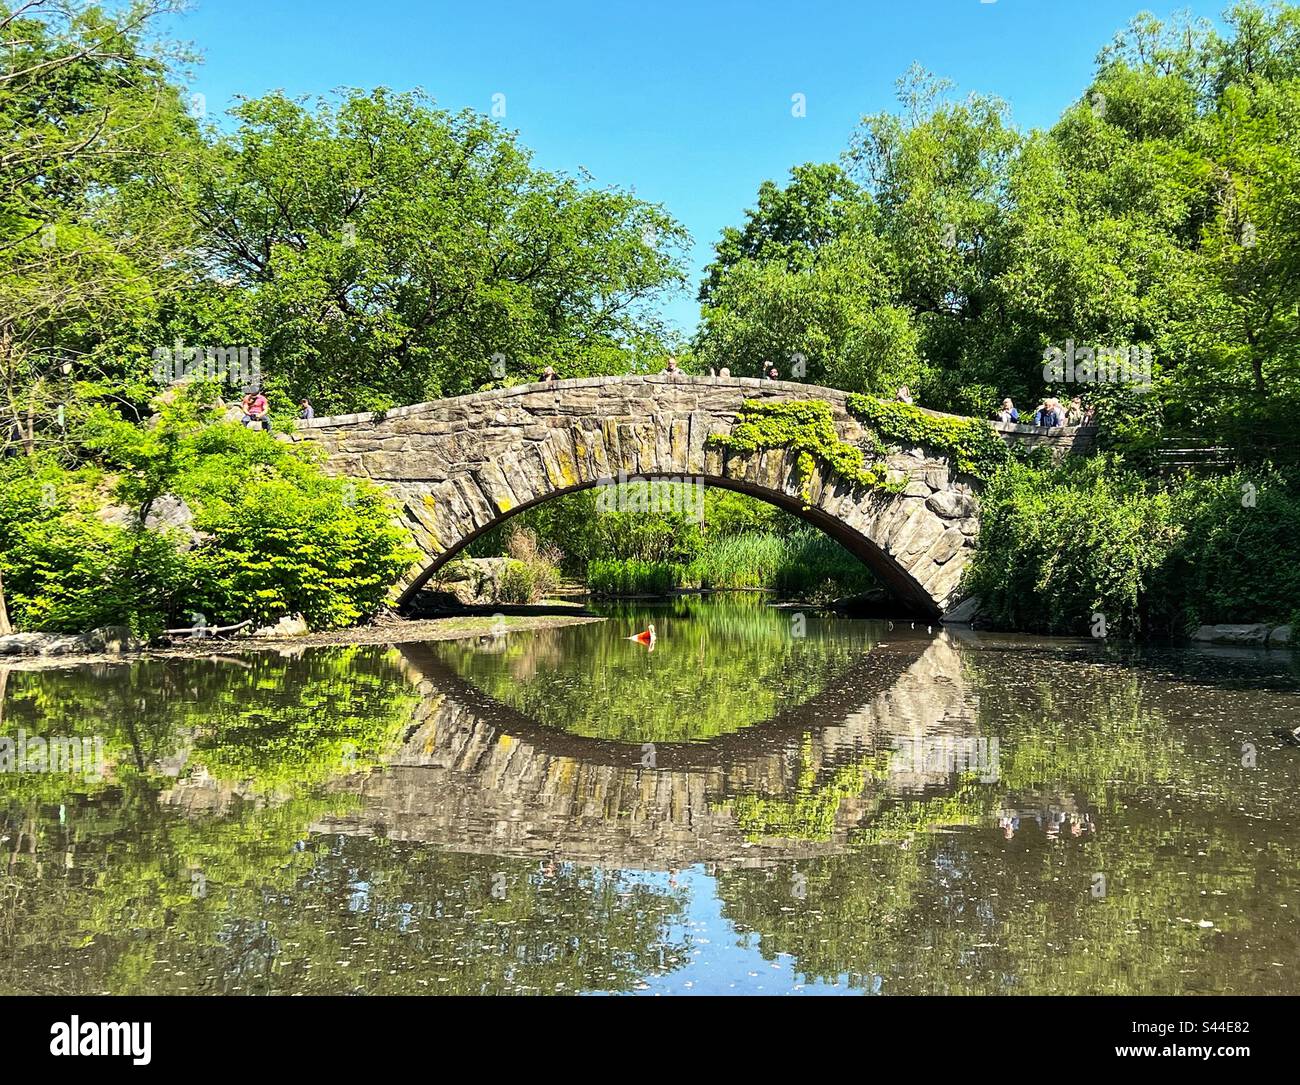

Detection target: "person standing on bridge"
[540, 365, 557, 383]
[995, 398, 1019, 423]
[298, 398, 314, 420]
[896, 386, 914, 405]
[664, 356, 681, 377]
[1035, 397, 1065, 428]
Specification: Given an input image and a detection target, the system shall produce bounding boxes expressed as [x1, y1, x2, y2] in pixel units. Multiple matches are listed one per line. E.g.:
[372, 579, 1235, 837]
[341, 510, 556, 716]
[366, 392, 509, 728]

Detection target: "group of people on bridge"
[235, 392, 316, 431]
[995, 394, 1096, 429]
[542, 360, 1096, 432]
[237, 360, 1097, 434]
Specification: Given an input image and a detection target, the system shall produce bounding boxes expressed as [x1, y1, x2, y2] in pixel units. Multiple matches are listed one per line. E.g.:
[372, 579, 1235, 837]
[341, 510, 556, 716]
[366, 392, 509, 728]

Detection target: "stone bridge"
[295, 376, 1094, 617]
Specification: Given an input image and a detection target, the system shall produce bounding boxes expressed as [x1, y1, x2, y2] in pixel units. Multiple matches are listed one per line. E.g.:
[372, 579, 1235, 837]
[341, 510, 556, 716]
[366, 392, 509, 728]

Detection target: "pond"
[1, 596, 1298, 995]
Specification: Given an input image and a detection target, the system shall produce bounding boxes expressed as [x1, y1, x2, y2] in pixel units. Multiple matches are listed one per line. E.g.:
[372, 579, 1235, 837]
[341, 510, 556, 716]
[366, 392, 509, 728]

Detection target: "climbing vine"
[705, 400, 898, 502]
[706, 396, 1012, 503]
[845, 395, 1012, 482]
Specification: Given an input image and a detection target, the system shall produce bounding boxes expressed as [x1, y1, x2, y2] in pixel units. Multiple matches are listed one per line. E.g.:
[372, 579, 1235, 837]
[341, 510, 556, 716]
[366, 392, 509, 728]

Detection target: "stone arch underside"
[294, 376, 986, 617]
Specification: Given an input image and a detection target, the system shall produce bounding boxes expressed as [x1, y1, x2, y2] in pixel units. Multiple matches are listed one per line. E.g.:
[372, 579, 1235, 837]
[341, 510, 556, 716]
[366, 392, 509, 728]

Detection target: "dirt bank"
[0, 610, 606, 671]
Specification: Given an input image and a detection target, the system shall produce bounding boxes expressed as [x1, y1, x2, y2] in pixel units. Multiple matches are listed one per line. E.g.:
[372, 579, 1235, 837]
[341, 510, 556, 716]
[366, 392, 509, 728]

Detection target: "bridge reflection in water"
[10, 611, 1298, 996]
[306, 631, 998, 870]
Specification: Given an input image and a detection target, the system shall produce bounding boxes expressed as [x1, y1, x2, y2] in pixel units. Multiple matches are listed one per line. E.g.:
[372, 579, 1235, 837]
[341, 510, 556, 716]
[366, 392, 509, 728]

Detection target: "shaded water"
[1, 596, 1298, 995]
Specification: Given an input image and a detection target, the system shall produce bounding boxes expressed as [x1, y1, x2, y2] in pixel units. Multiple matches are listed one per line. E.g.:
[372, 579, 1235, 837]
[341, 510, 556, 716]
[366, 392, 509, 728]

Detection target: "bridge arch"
[293, 375, 1082, 616]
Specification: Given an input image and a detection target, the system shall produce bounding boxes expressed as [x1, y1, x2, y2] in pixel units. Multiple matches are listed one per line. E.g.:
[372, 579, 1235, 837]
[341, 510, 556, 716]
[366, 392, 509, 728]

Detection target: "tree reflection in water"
[0, 603, 1297, 994]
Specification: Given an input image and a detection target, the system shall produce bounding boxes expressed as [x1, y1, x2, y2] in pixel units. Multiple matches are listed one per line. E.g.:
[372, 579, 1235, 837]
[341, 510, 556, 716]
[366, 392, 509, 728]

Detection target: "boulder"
[1268, 624, 1292, 646]
[941, 596, 983, 625]
[425, 557, 513, 607]
[0, 626, 142, 657]
[81, 625, 140, 653]
[40, 636, 89, 656]
[99, 494, 205, 550]
[1192, 623, 1271, 645]
[926, 489, 977, 519]
[0, 632, 49, 656]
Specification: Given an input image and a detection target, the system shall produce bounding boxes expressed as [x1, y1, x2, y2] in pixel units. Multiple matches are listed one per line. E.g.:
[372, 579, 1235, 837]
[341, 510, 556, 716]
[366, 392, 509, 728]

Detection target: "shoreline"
[0, 610, 607, 671]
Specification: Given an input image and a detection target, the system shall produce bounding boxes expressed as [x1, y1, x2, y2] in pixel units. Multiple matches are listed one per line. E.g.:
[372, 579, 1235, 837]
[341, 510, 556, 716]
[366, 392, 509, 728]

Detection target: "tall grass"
[587, 558, 683, 595]
[587, 528, 876, 598]
[686, 528, 876, 597]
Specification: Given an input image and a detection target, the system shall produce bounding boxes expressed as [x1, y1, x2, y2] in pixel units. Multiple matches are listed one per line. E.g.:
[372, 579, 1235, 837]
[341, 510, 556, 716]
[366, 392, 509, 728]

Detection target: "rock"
[927, 527, 966, 566]
[1192, 623, 1271, 645]
[40, 636, 88, 656]
[81, 625, 140, 653]
[252, 614, 310, 638]
[941, 595, 983, 625]
[0, 632, 50, 656]
[1268, 624, 1292, 646]
[926, 489, 976, 519]
[423, 557, 513, 607]
[0, 627, 142, 657]
[99, 494, 204, 550]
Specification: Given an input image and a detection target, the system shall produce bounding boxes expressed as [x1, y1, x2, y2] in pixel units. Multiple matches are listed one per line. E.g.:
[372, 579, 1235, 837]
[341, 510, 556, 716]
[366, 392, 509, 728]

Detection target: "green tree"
[191, 89, 689, 412]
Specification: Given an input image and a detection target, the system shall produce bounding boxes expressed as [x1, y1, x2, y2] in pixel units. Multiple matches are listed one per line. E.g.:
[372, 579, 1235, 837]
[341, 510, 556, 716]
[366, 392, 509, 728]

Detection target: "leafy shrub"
[0, 455, 184, 636]
[965, 457, 1179, 637]
[497, 559, 537, 604]
[503, 523, 562, 598]
[0, 513, 186, 637]
[969, 457, 1300, 638]
[1148, 470, 1300, 633]
[178, 431, 417, 630]
[0, 409, 417, 634]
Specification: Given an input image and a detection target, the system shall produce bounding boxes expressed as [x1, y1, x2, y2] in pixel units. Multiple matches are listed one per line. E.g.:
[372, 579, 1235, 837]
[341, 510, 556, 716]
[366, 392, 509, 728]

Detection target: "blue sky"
[164, 0, 1229, 336]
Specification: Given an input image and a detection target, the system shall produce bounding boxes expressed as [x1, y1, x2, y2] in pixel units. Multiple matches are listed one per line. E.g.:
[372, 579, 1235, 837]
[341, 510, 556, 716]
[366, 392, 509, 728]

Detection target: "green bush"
[497, 559, 537, 604]
[0, 513, 186, 637]
[502, 523, 561, 599]
[965, 457, 1179, 637]
[0, 412, 417, 634]
[969, 457, 1300, 638]
[0, 455, 185, 636]
[174, 430, 417, 630]
[1148, 470, 1300, 633]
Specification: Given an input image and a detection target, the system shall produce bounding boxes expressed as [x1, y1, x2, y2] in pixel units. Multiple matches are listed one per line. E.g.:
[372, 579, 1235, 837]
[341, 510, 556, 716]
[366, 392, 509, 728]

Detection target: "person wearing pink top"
[241, 391, 270, 431]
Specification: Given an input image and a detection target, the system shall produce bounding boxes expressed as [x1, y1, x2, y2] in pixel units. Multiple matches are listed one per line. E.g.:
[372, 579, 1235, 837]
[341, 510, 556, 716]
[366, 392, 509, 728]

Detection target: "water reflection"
[1, 599, 1298, 995]
[430, 597, 884, 743]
